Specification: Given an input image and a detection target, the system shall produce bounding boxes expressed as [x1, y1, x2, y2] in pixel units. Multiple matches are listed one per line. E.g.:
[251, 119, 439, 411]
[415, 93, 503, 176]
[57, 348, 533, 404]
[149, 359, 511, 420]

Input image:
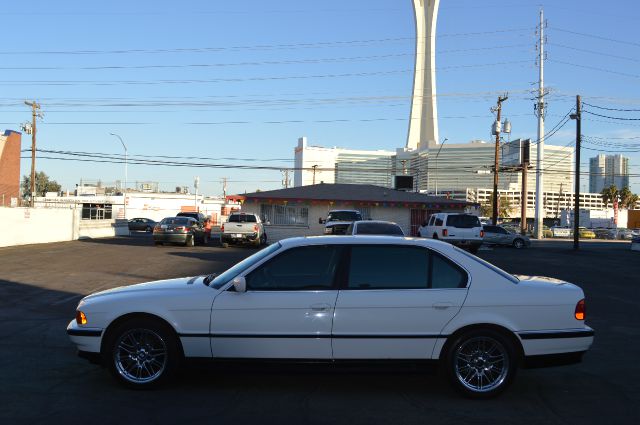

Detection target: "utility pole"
[281, 169, 290, 188]
[492, 95, 508, 226]
[311, 165, 318, 185]
[571, 95, 582, 250]
[534, 8, 547, 239]
[25, 100, 41, 207]
[520, 139, 531, 235]
[221, 177, 228, 198]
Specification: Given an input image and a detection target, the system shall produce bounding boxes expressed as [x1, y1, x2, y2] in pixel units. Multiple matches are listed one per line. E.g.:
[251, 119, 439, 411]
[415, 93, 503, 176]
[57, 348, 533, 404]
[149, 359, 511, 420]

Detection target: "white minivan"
[419, 213, 484, 253]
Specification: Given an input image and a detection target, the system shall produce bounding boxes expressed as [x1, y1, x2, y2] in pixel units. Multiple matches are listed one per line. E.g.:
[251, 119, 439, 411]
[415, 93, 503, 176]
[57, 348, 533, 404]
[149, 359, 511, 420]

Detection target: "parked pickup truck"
[320, 210, 363, 235]
[220, 212, 267, 247]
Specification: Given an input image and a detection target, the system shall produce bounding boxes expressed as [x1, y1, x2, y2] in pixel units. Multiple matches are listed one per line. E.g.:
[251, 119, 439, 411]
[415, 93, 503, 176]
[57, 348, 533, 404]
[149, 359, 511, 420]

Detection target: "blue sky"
[3, 0, 639, 195]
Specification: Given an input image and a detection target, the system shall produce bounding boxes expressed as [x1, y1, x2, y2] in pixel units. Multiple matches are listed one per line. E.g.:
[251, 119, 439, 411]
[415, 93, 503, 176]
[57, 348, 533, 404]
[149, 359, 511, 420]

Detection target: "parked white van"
[419, 213, 484, 253]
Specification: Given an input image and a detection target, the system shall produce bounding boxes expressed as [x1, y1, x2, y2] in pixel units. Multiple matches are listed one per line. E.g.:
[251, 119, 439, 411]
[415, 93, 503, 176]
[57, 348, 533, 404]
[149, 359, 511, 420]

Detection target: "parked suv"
[320, 210, 363, 235]
[419, 213, 483, 253]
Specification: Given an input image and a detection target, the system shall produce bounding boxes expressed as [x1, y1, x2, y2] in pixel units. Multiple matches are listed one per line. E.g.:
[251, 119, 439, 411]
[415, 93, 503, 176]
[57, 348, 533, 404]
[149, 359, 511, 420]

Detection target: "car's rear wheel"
[154, 241, 163, 246]
[203, 233, 210, 245]
[145, 226, 152, 233]
[185, 235, 194, 247]
[513, 238, 525, 249]
[221, 242, 229, 248]
[105, 318, 179, 389]
[261, 233, 267, 246]
[444, 329, 517, 399]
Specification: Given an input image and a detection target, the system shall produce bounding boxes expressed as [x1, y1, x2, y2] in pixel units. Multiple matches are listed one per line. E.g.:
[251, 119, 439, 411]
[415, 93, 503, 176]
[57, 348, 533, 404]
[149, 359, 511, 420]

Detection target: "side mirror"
[232, 276, 246, 293]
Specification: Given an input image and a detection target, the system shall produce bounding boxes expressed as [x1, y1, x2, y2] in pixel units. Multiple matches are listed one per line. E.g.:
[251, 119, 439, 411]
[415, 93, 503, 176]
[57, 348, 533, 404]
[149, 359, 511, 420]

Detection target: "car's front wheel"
[513, 238, 525, 249]
[444, 329, 517, 399]
[105, 318, 180, 389]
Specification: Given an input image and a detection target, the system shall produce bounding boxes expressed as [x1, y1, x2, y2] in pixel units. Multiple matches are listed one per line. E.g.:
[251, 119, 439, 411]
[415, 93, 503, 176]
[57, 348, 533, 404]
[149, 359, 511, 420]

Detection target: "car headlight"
[76, 311, 87, 325]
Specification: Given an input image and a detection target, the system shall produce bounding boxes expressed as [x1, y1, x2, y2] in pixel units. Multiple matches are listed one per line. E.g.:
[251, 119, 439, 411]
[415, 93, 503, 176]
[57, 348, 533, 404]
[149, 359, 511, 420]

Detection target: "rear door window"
[446, 215, 480, 228]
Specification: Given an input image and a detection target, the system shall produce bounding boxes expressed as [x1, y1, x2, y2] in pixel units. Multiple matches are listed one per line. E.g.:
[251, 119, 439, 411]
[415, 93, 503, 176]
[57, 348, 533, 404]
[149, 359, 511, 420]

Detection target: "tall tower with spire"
[406, 0, 440, 150]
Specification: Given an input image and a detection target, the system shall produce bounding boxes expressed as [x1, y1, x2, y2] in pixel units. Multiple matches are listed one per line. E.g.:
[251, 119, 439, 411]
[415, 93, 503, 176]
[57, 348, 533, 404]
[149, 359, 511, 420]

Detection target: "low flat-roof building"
[227, 183, 476, 240]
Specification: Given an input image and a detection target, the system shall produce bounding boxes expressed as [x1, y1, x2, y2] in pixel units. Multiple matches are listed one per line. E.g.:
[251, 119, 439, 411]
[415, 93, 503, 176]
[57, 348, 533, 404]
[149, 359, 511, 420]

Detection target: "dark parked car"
[153, 217, 208, 246]
[128, 218, 157, 232]
[346, 220, 405, 236]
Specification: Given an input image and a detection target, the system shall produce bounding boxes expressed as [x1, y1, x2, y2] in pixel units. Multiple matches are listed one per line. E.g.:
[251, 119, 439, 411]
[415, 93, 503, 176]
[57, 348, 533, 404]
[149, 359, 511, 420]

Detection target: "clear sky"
[3, 0, 639, 196]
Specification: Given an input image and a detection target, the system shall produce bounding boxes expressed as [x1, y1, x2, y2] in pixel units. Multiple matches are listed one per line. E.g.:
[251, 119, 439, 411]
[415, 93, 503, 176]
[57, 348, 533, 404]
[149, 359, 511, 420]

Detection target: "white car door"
[210, 244, 342, 359]
[332, 245, 469, 359]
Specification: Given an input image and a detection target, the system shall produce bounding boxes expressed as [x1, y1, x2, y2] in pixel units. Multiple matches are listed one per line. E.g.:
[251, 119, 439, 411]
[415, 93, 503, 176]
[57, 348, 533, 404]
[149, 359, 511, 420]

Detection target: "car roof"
[278, 235, 455, 250]
[352, 220, 399, 225]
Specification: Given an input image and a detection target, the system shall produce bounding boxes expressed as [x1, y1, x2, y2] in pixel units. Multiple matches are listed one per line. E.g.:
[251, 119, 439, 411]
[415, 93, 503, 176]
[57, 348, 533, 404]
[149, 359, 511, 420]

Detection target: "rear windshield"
[327, 211, 362, 222]
[446, 215, 481, 228]
[355, 222, 404, 236]
[229, 214, 257, 223]
[160, 217, 190, 225]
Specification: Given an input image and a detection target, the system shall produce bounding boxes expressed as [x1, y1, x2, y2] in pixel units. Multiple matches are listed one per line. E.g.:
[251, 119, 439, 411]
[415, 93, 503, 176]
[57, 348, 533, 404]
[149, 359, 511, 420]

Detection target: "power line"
[582, 102, 640, 112]
[583, 110, 640, 121]
[551, 27, 640, 48]
[0, 28, 535, 56]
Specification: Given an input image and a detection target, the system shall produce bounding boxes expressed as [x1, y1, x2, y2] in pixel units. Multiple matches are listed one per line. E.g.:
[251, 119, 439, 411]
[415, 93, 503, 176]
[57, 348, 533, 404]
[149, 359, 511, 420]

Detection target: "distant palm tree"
[619, 186, 639, 210]
[601, 185, 620, 224]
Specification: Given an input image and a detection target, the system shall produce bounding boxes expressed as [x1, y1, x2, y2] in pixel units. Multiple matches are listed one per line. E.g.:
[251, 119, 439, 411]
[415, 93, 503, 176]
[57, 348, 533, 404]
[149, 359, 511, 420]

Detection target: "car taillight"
[442, 229, 448, 237]
[480, 230, 484, 237]
[221, 224, 225, 232]
[253, 224, 259, 232]
[153, 226, 161, 232]
[575, 299, 585, 320]
[174, 226, 186, 232]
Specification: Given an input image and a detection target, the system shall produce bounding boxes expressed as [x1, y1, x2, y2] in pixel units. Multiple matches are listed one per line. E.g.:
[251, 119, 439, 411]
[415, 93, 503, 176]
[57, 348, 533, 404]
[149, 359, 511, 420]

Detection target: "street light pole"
[433, 138, 448, 196]
[109, 133, 127, 219]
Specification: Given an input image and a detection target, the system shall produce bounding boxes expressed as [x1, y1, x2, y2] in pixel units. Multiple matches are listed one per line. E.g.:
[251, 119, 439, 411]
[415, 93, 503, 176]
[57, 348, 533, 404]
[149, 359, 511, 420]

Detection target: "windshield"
[210, 242, 281, 289]
[356, 222, 404, 236]
[327, 211, 362, 222]
[454, 246, 519, 284]
[446, 214, 481, 228]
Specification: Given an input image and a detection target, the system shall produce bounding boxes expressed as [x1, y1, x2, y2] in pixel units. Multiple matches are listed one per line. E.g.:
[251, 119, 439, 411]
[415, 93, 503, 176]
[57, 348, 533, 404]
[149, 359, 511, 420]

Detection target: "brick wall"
[0, 131, 22, 206]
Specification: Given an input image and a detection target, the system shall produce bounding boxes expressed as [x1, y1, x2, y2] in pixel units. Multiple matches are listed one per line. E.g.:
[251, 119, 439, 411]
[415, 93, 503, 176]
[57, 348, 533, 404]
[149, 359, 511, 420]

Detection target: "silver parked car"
[483, 225, 531, 249]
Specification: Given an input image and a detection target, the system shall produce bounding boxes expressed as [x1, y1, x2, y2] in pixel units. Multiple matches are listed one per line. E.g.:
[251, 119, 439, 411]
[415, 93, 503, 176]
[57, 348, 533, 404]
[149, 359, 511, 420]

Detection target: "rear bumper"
[221, 233, 259, 244]
[518, 327, 594, 357]
[448, 239, 483, 248]
[153, 233, 189, 243]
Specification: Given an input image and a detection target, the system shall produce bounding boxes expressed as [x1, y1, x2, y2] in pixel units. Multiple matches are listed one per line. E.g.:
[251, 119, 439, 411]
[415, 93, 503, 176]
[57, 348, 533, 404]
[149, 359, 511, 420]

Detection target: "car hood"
[82, 276, 203, 301]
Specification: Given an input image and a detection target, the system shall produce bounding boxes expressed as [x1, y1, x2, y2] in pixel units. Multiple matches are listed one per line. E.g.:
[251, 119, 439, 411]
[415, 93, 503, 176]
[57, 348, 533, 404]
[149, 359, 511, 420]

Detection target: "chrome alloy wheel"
[114, 328, 168, 384]
[454, 336, 509, 393]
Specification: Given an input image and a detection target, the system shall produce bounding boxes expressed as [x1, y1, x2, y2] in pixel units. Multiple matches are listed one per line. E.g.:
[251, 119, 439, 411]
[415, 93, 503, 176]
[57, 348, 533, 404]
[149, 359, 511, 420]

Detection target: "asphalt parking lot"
[1, 234, 639, 425]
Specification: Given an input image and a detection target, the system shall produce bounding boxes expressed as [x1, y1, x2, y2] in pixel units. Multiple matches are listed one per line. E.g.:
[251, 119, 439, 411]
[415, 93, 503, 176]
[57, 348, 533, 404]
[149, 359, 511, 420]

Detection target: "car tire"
[261, 233, 267, 246]
[203, 233, 210, 245]
[221, 242, 229, 249]
[433, 233, 439, 240]
[513, 238, 525, 249]
[154, 241, 163, 246]
[145, 226, 152, 233]
[104, 318, 180, 389]
[444, 329, 517, 399]
[185, 235, 195, 247]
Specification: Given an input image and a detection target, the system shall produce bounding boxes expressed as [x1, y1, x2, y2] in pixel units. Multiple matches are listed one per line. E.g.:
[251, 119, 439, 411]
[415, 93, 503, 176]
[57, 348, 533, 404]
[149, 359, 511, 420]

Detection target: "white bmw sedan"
[67, 236, 593, 398]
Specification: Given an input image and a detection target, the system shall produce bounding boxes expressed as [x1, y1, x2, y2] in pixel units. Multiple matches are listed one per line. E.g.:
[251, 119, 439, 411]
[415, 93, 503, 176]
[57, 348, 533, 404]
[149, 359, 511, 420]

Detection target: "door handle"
[433, 302, 454, 310]
[310, 303, 331, 311]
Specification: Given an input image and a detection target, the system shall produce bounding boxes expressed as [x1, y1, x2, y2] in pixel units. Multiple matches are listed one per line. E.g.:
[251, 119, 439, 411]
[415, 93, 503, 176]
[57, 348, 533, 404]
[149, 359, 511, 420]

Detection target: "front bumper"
[67, 320, 103, 354]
